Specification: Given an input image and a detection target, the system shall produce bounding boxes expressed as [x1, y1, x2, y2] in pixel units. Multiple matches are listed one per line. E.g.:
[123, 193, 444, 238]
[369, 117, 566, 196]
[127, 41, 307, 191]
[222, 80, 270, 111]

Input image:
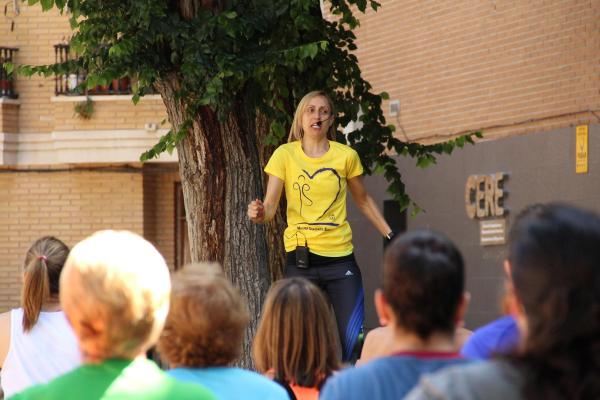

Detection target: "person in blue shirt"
[461, 315, 519, 360]
[157, 263, 289, 400]
[320, 230, 472, 400]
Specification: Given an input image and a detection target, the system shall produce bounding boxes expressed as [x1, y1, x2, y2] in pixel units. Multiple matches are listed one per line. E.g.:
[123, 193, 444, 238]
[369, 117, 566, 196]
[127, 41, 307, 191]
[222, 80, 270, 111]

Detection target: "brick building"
[348, 0, 600, 329]
[0, 4, 187, 312]
[2, 1, 599, 332]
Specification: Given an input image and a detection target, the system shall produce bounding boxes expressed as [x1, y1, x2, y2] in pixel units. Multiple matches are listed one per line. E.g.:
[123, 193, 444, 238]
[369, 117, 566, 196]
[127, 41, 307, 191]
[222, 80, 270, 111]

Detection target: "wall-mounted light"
[389, 99, 400, 117]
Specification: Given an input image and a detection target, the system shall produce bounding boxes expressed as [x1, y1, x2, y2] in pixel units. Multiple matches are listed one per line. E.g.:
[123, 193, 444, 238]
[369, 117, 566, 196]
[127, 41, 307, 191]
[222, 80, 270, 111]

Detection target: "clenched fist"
[247, 198, 265, 223]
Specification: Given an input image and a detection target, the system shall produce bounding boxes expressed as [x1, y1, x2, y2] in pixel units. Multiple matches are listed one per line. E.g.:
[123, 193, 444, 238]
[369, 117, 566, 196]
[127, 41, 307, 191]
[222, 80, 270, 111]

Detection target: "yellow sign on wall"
[576, 125, 588, 174]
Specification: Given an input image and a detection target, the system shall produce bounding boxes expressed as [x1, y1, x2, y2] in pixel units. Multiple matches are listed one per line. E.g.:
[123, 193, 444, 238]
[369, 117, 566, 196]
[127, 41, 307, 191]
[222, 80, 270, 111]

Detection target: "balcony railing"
[0, 47, 19, 99]
[54, 44, 132, 96]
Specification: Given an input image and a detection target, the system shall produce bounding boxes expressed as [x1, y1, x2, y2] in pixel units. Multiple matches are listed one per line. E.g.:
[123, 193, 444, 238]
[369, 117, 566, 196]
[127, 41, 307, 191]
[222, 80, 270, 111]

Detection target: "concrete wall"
[353, 123, 600, 330]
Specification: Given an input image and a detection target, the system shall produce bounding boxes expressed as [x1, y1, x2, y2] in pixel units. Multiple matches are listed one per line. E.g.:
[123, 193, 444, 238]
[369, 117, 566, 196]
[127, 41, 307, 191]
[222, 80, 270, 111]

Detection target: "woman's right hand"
[248, 198, 265, 223]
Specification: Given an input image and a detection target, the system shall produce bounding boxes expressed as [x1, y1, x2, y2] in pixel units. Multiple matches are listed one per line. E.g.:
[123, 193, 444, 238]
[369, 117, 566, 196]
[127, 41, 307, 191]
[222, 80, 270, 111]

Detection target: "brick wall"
[52, 97, 167, 132]
[353, 0, 600, 142]
[143, 163, 180, 271]
[0, 103, 19, 133]
[1, 6, 70, 133]
[1, 4, 168, 134]
[0, 168, 144, 311]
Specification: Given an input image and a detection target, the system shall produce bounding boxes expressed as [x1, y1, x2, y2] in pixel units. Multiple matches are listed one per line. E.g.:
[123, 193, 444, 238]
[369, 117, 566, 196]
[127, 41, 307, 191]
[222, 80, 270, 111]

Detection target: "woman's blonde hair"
[60, 230, 171, 362]
[252, 278, 340, 388]
[21, 236, 70, 332]
[158, 263, 250, 368]
[287, 91, 336, 142]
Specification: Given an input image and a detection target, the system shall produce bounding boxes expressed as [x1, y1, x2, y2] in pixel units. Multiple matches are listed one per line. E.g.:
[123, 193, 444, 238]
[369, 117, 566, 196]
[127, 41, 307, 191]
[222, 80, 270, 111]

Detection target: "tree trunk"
[157, 76, 271, 368]
[255, 113, 286, 282]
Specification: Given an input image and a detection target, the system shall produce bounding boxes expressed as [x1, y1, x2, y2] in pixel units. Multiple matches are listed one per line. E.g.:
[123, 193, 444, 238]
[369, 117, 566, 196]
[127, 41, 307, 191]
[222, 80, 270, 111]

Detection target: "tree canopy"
[18, 0, 480, 212]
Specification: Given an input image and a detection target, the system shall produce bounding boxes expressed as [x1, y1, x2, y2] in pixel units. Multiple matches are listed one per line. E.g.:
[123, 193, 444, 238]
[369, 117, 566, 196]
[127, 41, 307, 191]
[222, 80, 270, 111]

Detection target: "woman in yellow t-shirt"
[248, 90, 393, 362]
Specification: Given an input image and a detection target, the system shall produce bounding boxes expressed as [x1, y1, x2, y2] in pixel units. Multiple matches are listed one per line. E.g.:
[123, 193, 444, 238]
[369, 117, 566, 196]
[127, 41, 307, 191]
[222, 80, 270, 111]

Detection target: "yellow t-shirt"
[264, 141, 363, 257]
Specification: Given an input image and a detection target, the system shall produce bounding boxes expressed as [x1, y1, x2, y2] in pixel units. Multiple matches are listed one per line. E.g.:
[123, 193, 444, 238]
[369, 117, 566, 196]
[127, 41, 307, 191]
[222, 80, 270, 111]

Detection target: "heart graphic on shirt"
[293, 168, 341, 225]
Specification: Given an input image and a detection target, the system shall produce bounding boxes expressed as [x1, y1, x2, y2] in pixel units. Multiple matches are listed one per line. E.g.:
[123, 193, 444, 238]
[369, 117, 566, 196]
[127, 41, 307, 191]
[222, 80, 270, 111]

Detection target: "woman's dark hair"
[508, 203, 600, 400]
[22, 236, 70, 331]
[383, 229, 464, 339]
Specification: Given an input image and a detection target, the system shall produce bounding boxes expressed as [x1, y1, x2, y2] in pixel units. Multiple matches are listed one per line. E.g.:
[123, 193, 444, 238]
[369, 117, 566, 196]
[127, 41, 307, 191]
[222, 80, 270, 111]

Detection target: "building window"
[53, 43, 132, 96]
[175, 182, 191, 270]
[0, 46, 19, 99]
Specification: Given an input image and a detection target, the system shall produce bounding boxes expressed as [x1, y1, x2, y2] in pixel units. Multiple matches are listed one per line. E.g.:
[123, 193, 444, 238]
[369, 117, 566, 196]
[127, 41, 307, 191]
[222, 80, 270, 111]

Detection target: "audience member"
[0, 237, 80, 398]
[157, 263, 289, 400]
[355, 326, 395, 366]
[320, 230, 471, 400]
[407, 204, 600, 400]
[253, 277, 340, 400]
[460, 206, 545, 361]
[460, 291, 519, 360]
[9, 230, 215, 400]
[359, 325, 472, 366]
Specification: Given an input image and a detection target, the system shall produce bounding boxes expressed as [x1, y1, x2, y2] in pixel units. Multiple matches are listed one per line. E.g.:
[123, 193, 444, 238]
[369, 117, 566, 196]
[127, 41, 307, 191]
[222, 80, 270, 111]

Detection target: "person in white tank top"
[0, 237, 81, 398]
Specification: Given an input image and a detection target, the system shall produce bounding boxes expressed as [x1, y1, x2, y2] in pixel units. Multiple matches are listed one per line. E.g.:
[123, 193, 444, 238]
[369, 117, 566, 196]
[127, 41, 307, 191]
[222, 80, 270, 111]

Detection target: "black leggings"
[284, 251, 364, 363]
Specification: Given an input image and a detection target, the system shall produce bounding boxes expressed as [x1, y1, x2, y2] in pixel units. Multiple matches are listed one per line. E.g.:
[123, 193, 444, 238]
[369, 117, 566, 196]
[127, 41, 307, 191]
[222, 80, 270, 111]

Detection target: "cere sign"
[465, 172, 506, 219]
[465, 172, 507, 246]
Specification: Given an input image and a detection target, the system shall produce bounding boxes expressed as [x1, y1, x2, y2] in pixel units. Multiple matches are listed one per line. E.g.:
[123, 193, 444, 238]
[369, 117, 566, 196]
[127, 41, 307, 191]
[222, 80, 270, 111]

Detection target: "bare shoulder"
[0, 310, 12, 366]
[357, 326, 394, 366]
[365, 326, 391, 342]
[0, 311, 11, 330]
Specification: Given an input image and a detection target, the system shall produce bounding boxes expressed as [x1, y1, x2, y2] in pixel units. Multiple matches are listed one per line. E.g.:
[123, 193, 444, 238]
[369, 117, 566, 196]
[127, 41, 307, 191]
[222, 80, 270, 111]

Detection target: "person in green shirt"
[9, 230, 216, 400]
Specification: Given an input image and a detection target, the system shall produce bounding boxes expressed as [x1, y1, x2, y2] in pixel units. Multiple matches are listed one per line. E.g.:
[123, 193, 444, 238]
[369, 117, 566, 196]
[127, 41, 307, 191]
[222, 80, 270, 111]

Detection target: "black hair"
[508, 203, 600, 400]
[383, 230, 464, 339]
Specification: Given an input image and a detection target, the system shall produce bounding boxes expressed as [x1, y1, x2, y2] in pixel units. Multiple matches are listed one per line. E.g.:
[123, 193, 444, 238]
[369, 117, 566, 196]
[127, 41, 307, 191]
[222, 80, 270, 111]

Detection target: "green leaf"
[416, 155, 436, 169]
[307, 43, 318, 59]
[270, 121, 285, 140]
[410, 202, 424, 217]
[69, 15, 78, 29]
[18, 65, 33, 76]
[3, 62, 14, 75]
[108, 44, 123, 58]
[40, 0, 54, 11]
[86, 75, 97, 89]
[380, 91, 389, 100]
[374, 164, 385, 174]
